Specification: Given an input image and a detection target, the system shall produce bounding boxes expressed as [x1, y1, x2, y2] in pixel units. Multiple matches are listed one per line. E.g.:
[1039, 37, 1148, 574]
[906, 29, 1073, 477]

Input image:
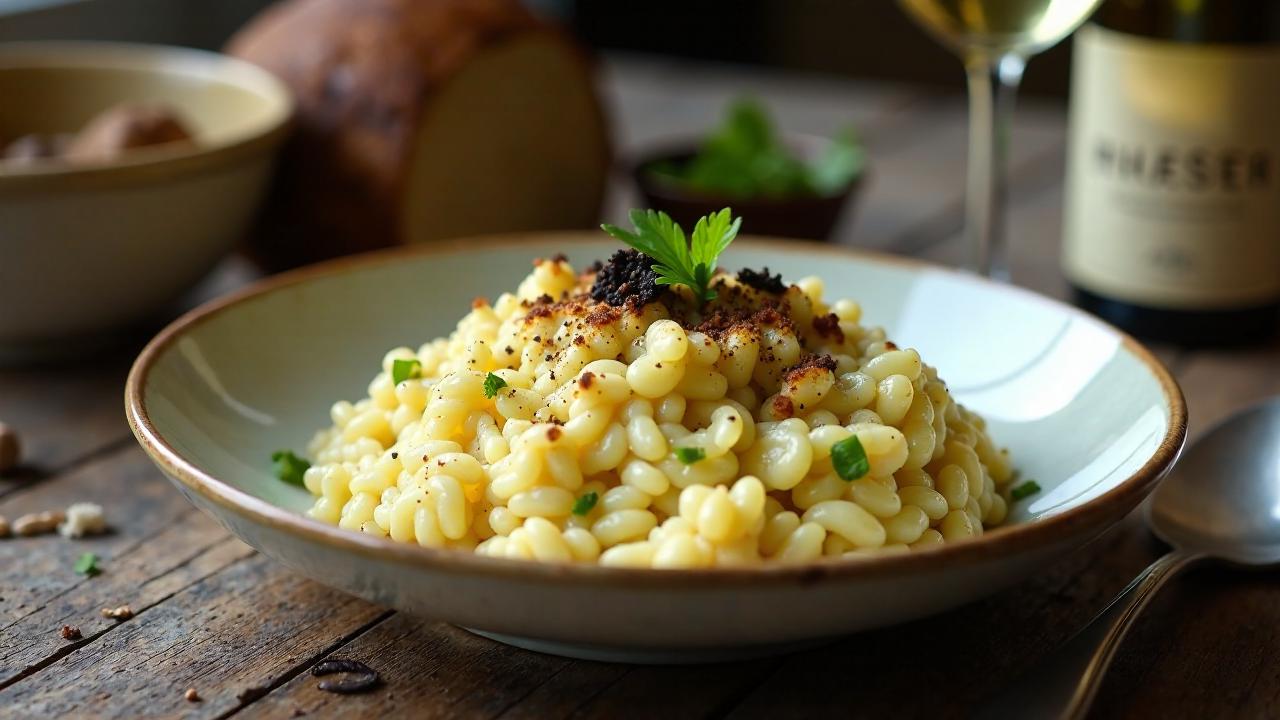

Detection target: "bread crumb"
[59, 502, 107, 539]
[101, 605, 134, 620]
[13, 510, 64, 537]
[60, 625, 82, 640]
[185, 688, 201, 703]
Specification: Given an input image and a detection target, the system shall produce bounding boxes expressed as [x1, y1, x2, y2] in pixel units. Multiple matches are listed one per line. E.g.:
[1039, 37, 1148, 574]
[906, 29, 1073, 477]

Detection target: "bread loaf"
[227, 0, 611, 270]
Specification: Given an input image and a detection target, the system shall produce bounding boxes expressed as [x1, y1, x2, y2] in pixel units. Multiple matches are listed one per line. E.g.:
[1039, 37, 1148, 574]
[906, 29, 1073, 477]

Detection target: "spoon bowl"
[1149, 398, 1280, 566]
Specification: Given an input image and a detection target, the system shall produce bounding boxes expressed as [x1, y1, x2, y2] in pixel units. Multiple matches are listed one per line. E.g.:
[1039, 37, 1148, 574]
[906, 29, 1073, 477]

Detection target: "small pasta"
[301, 252, 1014, 567]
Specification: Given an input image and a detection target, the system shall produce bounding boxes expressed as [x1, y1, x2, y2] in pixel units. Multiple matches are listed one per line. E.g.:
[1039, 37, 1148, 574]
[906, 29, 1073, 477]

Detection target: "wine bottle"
[1062, 0, 1280, 344]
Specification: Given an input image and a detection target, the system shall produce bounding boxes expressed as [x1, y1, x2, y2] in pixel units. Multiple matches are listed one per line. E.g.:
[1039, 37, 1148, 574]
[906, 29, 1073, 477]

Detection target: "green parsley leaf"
[601, 208, 740, 306]
[683, 99, 811, 198]
[675, 446, 706, 464]
[1011, 480, 1041, 501]
[653, 98, 862, 199]
[272, 449, 310, 487]
[571, 491, 599, 516]
[808, 127, 865, 195]
[483, 372, 507, 399]
[391, 358, 422, 385]
[74, 552, 101, 576]
[830, 434, 870, 481]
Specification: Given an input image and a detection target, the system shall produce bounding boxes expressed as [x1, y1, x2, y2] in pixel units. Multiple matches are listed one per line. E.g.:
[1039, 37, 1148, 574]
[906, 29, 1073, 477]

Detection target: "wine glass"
[898, 0, 1103, 279]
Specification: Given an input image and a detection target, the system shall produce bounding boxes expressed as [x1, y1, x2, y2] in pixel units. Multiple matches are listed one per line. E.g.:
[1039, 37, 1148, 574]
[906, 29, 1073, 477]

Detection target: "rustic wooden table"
[3, 56, 1279, 719]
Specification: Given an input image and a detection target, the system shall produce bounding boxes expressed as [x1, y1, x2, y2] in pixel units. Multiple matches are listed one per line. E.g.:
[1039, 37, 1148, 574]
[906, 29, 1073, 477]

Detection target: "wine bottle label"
[1063, 25, 1280, 309]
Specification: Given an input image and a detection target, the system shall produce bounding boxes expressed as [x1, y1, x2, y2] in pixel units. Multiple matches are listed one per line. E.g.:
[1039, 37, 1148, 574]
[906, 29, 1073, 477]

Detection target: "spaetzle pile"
[301, 240, 1015, 568]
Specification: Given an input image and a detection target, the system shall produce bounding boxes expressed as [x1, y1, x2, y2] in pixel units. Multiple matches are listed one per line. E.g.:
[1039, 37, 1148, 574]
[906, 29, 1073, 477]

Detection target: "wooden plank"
[0, 554, 387, 718]
[0, 514, 252, 688]
[240, 607, 775, 720]
[0, 353, 135, 494]
[0, 447, 206, 630]
[1093, 565, 1280, 719]
[496, 662, 628, 719]
[238, 616, 579, 719]
[565, 660, 778, 720]
[721, 512, 1162, 717]
[1174, 344, 1280, 438]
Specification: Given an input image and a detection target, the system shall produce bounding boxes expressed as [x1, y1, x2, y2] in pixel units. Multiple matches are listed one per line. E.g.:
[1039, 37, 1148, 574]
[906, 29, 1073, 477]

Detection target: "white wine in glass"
[898, 0, 1102, 278]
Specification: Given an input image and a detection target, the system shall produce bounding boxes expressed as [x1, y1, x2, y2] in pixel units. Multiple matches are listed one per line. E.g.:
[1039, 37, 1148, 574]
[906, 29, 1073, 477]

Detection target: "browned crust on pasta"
[811, 312, 844, 343]
[781, 354, 837, 388]
[770, 395, 796, 419]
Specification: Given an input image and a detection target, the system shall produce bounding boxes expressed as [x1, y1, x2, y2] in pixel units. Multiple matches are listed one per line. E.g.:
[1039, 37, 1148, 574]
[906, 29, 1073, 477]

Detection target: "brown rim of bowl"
[125, 233, 1187, 588]
[0, 41, 294, 193]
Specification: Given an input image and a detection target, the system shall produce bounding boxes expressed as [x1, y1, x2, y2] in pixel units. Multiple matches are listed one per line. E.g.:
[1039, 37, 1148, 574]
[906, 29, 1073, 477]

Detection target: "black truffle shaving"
[736, 266, 787, 294]
[311, 659, 380, 694]
[590, 249, 664, 307]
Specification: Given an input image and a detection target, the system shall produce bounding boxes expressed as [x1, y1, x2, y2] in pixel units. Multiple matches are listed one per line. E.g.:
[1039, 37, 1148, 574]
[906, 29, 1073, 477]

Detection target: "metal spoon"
[981, 396, 1280, 719]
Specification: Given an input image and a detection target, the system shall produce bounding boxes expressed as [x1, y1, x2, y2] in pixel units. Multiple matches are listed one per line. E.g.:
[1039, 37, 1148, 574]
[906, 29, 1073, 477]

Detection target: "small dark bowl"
[631, 133, 866, 241]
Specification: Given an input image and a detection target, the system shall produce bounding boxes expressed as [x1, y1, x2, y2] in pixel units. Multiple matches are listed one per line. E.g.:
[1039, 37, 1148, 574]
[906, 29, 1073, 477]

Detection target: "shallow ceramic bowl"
[0, 42, 292, 364]
[127, 235, 1186, 663]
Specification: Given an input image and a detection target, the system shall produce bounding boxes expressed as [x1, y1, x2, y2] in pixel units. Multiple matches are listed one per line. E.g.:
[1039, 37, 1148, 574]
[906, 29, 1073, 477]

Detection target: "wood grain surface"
[2, 55, 1277, 719]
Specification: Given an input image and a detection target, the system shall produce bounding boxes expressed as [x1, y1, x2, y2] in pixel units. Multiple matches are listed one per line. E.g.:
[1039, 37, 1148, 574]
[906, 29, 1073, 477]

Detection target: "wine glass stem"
[964, 52, 1026, 280]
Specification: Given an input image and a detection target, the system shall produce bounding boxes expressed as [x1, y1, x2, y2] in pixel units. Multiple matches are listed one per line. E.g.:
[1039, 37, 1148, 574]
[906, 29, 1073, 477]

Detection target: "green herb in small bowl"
[634, 98, 866, 241]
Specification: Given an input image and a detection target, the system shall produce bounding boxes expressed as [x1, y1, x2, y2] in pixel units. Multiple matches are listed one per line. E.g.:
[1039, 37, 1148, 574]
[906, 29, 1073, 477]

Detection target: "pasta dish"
[292, 210, 1015, 567]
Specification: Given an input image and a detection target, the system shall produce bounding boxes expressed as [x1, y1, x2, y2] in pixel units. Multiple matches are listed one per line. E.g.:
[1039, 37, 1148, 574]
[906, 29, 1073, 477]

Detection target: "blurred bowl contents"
[2, 102, 194, 166]
[633, 99, 866, 241]
[0, 42, 292, 365]
[227, 0, 612, 271]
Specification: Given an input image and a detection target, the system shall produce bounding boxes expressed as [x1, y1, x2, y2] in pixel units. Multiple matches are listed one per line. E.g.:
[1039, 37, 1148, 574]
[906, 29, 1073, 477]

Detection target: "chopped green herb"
[601, 208, 741, 306]
[808, 127, 865, 195]
[391, 358, 422, 385]
[483, 372, 508, 399]
[830, 434, 870, 481]
[650, 98, 863, 198]
[571, 491, 599, 516]
[74, 552, 101, 577]
[675, 446, 706, 464]
[1011, 480, 1041, 501]
[272, 449, 310, 487]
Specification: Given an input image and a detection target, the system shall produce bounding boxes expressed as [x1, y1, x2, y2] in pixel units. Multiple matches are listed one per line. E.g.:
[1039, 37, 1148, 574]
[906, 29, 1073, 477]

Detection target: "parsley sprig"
[482, 372, 507, 399]
[571, 491, 599, 516]
[1011, 480, 1041, 501]
[74, 552, 101, 577]
[391, 358, 422, 385]
[830, 434, 870, 481]
[272, 450, 310, 487]
[674, 446, 706, 465]
[649, 98, 864, 198]
[601, 208, 741, 306]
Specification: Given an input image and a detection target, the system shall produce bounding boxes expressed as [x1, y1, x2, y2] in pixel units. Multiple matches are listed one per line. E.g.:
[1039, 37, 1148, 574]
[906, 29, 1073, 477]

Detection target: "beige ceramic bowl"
[127, 235, 1187, 663]
[0, 42, 292, 363]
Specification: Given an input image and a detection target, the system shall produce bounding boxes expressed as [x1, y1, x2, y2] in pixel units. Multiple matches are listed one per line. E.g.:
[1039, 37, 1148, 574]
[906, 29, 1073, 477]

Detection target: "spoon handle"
[979, 549, 1208, 720]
